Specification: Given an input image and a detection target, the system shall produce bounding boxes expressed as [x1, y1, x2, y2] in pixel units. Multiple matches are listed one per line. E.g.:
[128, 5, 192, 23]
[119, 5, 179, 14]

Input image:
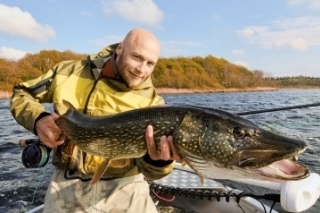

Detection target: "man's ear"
[116, 42, 123, 55]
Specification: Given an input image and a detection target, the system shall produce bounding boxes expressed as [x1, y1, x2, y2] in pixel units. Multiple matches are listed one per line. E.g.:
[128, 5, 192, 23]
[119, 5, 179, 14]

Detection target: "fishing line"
[28, 167, 46, 210]
[237, 102, 320, 116]
[93, 181, 98, 213]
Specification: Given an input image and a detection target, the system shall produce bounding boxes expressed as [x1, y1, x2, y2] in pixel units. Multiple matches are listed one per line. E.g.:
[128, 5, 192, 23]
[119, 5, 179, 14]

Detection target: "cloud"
[232, 49, 245, 55]
[101, 0, 163, 26]
[0, 4, 56, 43]
[234, 61, 248, 67]
[0, 46, 29, 61]
[237, 28, 256, 38]
[288, 0, 320, 10]
[236, 16, 320, 51]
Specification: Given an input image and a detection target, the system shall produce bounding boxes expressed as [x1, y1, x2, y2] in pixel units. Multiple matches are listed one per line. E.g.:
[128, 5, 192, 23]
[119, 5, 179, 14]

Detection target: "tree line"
[0, 50, 319, 92]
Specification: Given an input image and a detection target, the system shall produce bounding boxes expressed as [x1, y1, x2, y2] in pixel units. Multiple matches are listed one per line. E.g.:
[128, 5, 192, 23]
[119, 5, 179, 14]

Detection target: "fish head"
[175, 108, 309, 182]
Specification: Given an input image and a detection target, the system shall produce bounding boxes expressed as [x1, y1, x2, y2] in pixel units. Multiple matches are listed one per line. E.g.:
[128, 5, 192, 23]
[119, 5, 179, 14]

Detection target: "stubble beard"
[117, 54, 146, 89]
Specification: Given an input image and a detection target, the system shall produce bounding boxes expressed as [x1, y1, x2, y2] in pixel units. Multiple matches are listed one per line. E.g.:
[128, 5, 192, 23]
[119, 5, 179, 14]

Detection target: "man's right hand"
[35, 113, 65, 148]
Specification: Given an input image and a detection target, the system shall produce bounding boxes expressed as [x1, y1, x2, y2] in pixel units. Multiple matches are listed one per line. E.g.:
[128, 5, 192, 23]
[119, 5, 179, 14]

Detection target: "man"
[10, 28, 181, 213]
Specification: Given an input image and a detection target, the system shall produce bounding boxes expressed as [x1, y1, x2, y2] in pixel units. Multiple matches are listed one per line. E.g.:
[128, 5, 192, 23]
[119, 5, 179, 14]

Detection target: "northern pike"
[55, 100, 309, 184]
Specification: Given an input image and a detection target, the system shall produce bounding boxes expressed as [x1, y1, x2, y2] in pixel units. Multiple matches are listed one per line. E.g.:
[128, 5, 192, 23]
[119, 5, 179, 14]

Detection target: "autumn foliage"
[0, 50, 319, 92]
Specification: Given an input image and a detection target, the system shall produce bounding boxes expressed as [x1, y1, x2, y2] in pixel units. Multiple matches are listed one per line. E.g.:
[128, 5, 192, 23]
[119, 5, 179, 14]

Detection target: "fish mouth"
[236, 147, 306, 168]
[255, 159, 310, 181]
[234, 148, 309, 181]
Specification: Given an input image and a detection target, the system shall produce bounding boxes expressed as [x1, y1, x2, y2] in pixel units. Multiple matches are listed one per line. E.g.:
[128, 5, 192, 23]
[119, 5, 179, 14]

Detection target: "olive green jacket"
[10, 44, 174, 180]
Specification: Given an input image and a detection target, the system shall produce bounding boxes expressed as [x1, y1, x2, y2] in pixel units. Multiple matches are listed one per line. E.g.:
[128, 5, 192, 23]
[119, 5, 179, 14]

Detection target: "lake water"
[0, 89, 320, 213]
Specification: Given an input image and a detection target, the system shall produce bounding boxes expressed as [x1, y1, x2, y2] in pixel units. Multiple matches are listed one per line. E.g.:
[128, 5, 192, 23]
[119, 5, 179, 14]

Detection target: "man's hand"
[35, 113, 65, 148]
[145, 125, 182, 162]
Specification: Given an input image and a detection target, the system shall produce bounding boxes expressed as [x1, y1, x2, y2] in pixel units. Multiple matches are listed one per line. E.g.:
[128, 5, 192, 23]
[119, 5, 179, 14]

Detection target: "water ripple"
[1, 89, 320, 212]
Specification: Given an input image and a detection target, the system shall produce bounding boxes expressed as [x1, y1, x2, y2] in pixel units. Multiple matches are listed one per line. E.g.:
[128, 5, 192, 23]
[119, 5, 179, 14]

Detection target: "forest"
[0, 49, 319, 92]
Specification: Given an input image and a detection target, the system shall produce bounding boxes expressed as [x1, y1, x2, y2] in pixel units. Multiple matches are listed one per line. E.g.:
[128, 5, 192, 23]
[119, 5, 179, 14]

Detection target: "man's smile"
[130, 71, 143, 78]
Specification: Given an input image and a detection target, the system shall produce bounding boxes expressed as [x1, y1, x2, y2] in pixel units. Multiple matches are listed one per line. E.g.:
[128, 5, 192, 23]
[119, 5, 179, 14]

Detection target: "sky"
[0, 0, 320, 77]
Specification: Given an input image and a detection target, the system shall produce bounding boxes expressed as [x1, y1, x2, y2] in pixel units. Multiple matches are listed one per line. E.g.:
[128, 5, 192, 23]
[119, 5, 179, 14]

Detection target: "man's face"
[116, 41, 159, 88]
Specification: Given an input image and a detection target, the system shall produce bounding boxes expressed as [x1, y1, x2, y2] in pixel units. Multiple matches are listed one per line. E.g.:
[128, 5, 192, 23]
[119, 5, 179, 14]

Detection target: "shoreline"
[156, 87, 278, 94]
[0, 91, 11, 99]
[1, 87, 320, 99]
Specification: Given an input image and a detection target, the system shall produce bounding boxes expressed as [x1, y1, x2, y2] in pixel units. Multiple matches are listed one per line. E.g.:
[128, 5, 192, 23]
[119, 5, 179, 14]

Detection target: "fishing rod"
[237, 102, 320, 116]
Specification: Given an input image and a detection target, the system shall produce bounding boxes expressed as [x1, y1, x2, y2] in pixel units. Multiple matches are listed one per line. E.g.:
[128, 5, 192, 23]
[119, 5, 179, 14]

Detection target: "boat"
[25, 163, 320, 213]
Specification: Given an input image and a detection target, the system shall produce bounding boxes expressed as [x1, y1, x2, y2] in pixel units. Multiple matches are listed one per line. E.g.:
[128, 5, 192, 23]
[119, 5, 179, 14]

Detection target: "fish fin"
[199, 175, 204, 185]
[181, 159, 205, 185]
[61, 99, 73, 109]
[57, 99, 76, 116]
[90, 159, 111, 185]
[185, 160, 205, 185]
[60, 139, 75, 157]
[181, 160, 188, 167]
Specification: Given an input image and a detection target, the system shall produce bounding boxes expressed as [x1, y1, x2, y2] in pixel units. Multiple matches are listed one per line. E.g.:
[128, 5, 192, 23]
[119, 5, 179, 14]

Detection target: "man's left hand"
[145, 125, 182, 162]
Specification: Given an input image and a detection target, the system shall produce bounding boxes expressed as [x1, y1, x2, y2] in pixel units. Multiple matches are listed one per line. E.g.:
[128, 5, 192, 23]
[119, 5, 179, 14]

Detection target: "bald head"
[118, 28, 160, 58]
[115, 28, 161, 88]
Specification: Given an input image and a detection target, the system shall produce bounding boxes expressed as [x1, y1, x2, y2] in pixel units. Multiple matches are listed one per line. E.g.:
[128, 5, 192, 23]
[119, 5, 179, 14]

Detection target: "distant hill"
[0, 50, 319, 92]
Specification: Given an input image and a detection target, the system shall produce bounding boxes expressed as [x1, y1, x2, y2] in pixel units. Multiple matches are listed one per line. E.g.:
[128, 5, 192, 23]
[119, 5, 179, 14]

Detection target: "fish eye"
[233, 127, 246, 139]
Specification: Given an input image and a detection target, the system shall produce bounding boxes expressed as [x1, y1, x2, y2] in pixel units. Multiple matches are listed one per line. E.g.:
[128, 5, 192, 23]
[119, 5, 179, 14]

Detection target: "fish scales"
[57, 106, 196, 159]
[55, 100, 310, 184]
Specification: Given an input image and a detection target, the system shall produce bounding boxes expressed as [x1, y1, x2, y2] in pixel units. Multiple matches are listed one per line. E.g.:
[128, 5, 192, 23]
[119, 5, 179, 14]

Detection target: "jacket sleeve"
[10, 66, 58, 134]
[137, 155, 175, 180]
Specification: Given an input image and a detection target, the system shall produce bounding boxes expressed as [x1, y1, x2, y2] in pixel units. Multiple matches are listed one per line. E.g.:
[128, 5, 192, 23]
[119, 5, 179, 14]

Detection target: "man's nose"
[136, 62, 147, 72]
